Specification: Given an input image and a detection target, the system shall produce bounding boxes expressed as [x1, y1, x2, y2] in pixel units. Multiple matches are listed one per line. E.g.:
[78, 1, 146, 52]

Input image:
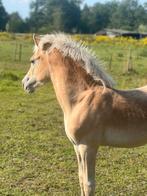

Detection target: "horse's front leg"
[74, 145, 85, 196]
[78, 144, 98, 196]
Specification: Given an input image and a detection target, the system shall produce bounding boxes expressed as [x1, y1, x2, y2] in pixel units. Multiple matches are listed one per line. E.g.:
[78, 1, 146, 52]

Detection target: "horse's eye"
[31, 60, 35, 64]
[30, 57, 40, 65]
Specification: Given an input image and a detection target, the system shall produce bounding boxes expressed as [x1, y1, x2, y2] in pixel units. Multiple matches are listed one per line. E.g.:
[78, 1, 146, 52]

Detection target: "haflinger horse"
[22, 33, 147, 196]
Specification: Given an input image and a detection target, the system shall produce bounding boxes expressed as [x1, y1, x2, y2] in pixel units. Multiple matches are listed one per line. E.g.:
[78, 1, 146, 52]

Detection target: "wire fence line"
[0, 39, 147, 76]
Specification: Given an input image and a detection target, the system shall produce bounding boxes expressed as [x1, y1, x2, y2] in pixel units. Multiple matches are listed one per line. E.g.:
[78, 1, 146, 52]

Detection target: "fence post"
[14, 43, 22, 62]
[124, 48, 134, 73]
[14, 43, 18, 61]
[108, 53, 113, 71]
[19, 44, 22, 62]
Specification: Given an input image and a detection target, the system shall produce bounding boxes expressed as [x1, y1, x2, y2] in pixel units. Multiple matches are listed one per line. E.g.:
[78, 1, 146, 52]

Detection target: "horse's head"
[22, 35, 50, 93]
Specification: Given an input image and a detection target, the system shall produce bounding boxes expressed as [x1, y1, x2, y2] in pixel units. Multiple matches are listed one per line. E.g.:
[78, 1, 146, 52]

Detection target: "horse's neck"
[49, 57, 91, 114]
[51, 74, 72, 113]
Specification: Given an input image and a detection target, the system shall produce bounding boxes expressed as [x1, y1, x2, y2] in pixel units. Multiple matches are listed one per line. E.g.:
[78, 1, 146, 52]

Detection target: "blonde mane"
[38, 33, 115, 88]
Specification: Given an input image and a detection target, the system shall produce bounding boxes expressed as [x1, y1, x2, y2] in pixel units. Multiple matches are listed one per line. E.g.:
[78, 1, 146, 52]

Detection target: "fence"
[92, 44, 147, 75]
[0, 39, 147, 76]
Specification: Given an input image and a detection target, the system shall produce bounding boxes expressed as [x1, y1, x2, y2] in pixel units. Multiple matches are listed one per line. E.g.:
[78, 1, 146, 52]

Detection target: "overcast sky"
[2, 0, 147, 19]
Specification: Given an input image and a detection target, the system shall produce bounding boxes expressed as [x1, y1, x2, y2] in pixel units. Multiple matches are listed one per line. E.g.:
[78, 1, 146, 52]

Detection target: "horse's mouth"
[25, 85, 35, 93]
[22, 77, 42, 94]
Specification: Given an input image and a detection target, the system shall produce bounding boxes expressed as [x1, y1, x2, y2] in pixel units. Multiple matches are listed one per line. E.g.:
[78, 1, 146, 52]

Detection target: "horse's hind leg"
[78, 144, 98, 196]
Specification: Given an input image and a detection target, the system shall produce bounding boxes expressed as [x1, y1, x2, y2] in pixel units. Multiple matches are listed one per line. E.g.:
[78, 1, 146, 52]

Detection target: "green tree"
[29, 0, 46, 32]
[81, 1, 118, 33]
[80, 4, 91, 33]
[62, 0, 81, 32]
[110, 0, 147, 31]
[90, 3, 111, 32]
[0, 0, 8, 31]
[29, 0, 81, 33]
[7, 12, 26, 33]
[28, 0, 147, 33]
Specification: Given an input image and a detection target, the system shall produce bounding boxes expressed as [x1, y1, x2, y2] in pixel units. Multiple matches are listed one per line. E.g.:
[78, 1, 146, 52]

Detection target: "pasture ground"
[0, 39, 147, 195]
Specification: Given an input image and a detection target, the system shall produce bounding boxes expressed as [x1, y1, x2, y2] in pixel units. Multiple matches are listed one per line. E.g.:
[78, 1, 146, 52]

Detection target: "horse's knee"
[84, 180, 95, 194]
[84, 180, 95, 188]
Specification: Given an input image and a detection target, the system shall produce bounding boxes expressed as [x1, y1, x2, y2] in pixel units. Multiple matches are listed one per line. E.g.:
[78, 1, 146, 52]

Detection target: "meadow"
[0, 34, 147, 196]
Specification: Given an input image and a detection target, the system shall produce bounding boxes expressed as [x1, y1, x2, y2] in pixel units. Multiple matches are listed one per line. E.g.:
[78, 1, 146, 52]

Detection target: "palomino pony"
[22, 33, 147, 196]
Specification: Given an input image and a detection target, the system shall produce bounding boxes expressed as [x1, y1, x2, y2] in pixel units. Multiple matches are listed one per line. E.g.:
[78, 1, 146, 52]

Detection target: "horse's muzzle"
[22, 76, 37, 93]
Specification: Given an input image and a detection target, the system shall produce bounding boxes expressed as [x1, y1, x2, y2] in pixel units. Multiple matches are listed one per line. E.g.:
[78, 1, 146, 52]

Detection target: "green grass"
[0, 40, 147, 196]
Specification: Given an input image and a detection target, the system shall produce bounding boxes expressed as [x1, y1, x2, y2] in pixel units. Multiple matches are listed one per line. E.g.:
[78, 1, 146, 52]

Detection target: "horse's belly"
[103, 128, 147, 148]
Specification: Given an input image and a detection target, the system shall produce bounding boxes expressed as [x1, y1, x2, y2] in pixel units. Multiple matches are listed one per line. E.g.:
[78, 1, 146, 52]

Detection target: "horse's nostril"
[22, 77, 30, 88]
[25, 85, 29, 90]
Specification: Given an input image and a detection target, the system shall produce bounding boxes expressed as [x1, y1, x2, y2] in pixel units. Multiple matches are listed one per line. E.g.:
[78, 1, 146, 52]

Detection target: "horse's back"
[112, 86, 147, 109]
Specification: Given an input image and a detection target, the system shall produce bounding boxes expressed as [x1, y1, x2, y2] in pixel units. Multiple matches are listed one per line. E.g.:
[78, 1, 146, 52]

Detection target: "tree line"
[0, 0, 147, 34]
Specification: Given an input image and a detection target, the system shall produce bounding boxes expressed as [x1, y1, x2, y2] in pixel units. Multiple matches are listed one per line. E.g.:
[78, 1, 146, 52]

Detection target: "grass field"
[0, 38, 147, 196]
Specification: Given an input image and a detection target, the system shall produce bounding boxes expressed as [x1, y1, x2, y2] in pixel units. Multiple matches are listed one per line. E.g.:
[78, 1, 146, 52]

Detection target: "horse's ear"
[42, 42, 52, 51]
[33, 34, 40, 46]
